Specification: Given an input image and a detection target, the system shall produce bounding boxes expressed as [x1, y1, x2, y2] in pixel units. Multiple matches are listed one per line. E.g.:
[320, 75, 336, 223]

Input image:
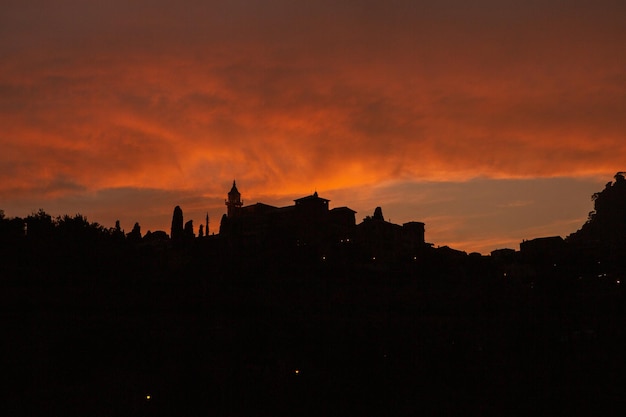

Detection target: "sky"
[1, 0, 625, 254]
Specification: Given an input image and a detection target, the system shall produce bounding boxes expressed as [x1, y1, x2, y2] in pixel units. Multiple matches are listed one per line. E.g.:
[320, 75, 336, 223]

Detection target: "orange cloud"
[1, 1, 625, 252]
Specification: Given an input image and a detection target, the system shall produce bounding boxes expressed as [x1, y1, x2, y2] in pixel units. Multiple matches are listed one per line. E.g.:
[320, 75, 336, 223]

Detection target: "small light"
[617, 280, 621, 285]
[294, 369, 300, 375]
[146, 394, 151, 401]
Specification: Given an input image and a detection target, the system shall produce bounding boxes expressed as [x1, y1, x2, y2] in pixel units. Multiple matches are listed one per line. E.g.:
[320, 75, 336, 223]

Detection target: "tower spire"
[226, 180, 243, 217]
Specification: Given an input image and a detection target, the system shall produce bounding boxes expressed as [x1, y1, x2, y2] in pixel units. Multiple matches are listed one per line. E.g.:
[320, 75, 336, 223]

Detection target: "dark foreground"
[3, 260, 626, 417]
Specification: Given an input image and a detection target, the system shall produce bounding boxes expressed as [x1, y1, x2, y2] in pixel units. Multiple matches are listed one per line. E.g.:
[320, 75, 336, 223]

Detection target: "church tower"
[226, 180, 243, 217]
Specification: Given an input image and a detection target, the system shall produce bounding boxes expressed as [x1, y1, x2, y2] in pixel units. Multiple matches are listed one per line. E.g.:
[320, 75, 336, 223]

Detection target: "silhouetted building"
[225, 181, 243, 217]
[520, 236, 566, 265]
[218, 182, 428, 260]
[220, 184, 356, 249]
[490, 248, 516, 261]
[402, 221, 426, 248]
[356, 207, 427, 260]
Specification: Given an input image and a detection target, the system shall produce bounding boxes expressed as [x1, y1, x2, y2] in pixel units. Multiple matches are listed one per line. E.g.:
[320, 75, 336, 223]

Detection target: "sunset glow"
[2, 1, 625, 253]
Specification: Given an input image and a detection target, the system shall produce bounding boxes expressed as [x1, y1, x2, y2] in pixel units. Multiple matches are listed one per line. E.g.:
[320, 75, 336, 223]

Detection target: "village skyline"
[0, 175, 614, 255]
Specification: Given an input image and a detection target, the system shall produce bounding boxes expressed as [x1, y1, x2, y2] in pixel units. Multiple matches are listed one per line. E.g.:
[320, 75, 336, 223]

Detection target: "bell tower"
[226, 180, 243, 217]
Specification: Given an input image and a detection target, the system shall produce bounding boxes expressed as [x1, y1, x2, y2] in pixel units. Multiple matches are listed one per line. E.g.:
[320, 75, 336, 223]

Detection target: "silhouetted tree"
[115, 220, 123, 234]
[56, 214, 89, 235]
[184, 220, 195, 240]
[171, 206, 184, 243]
[127, 222, 142, 242]
[109, 220, 125, 241]
[0, 210, 7, 234]
[4, 217, 25, 239]
[55, 214, 111, 246]
[25, 209, 55, 239]
[219, 213, 229, 235]
[569, 172, 626, 246]
[0, 212, 25, 243]
[144, 230, 169, 242]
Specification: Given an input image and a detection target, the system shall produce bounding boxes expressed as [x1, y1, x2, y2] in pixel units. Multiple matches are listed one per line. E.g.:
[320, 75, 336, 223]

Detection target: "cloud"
[1, 1, 625, 252]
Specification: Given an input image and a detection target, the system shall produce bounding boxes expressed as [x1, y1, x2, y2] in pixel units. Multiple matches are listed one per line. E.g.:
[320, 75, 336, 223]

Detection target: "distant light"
[294, 369, 300, 375]
[321, 256, 326, 260]
[617, 280, 621, 285]
[413, 256, 417, 260]
[145, 394, 151, 401]
[503, 272, 507, 277]
[372, 257, 376, 260]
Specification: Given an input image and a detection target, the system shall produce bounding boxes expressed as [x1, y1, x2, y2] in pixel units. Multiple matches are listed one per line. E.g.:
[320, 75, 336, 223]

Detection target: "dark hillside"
[3, 176, 626, 416]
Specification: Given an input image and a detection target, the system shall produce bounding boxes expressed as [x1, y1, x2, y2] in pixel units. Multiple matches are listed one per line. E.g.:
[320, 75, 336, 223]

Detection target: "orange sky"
[1, 1, 625, 253]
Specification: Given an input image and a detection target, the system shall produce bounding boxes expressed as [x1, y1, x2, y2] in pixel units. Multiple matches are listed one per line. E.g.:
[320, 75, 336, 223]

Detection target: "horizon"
[0, 175, 612, 254]
[2, 1, 625, 254]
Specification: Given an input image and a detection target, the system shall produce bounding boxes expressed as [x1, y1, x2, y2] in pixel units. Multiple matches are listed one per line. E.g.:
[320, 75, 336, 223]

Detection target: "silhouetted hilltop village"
[3, 174, 625, 278]
[2, 173, 626, 416]
[218, 181, 427, 262]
